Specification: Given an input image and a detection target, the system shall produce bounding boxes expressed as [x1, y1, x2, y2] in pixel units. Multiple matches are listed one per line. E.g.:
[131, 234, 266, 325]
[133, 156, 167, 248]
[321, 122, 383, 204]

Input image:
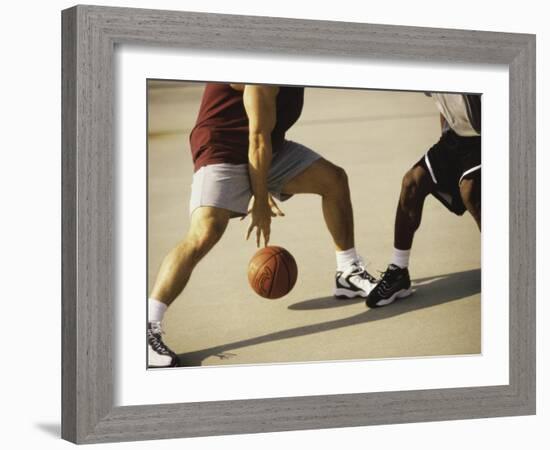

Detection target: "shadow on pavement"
[176, 268, 480, 367]
[288, 296, 365, 310]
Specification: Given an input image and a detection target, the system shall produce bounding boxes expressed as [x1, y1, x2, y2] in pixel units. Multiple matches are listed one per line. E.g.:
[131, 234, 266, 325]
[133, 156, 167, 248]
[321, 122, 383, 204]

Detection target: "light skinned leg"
[280, 158, 354, 251]
[394, 165, 434, 250]
[459, 175, 481, 231]
[150, 206, 231, 306]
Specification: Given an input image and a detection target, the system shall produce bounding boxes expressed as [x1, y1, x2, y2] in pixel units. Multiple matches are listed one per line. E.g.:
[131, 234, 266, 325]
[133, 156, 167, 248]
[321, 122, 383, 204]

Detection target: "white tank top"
[432, 93, 480, 137]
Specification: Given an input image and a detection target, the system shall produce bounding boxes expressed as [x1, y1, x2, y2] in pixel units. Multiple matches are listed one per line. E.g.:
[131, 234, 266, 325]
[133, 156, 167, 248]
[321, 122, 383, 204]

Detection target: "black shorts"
[416, 129, 481, 215]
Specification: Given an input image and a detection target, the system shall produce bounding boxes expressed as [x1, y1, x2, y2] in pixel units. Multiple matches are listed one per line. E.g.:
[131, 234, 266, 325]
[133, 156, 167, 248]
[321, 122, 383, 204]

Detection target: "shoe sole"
[369, 287, 413, 307]
[148, 363, 178, 369]
[147, 357, 178, 369]
[334, 288, 369, 299]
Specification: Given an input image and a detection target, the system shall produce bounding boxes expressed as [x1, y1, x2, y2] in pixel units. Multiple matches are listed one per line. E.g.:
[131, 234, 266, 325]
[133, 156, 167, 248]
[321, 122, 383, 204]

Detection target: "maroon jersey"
[189, 84, 304, 171]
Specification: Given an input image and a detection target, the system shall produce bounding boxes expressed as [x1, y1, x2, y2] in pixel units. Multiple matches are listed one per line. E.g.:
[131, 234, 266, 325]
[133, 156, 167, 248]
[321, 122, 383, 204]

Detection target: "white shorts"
[189, 140, 321, 217]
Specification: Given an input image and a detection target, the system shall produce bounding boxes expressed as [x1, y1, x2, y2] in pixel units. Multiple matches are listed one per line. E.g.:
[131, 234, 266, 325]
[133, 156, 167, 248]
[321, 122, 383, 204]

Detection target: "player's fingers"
[272, 203, 285, 217]
[268, 198, 280, 215]
[262, 223, 270, 247]
[246, 223, 253, 240]
[256, 228, 261, 247]
[240, 208, 252, 221]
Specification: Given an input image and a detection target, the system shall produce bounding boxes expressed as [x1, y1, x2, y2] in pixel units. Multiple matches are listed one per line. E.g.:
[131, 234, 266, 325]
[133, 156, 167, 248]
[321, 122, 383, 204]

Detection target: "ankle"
[148, 298, 168, 323]
[336, 248, 360, 271]
[391, 248, 410, 268]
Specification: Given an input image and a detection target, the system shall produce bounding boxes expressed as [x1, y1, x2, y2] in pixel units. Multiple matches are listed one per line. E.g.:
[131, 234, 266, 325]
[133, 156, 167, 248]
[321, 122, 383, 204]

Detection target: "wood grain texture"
[61, 6, 77, 443]
[61, 4, 536, 444]
[508, 36, 536, 410]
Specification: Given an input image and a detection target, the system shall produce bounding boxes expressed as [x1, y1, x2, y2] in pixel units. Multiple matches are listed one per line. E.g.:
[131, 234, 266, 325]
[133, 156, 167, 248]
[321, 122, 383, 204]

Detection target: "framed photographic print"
[61, 5, 536, 444]
[146, 80, 482, 369]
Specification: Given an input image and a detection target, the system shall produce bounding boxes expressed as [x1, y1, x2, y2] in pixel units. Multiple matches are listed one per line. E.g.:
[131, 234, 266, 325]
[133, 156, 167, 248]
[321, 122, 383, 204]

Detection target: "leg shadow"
[363, 268, 480, 321]
[288, 296, 365, 310]
[177, 268, 480, 366]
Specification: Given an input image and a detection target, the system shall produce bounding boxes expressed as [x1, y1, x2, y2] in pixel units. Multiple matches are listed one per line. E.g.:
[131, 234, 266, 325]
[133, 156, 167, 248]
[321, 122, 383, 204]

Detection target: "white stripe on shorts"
[424, 154, 438, 184]
[459, 164, 481, 184]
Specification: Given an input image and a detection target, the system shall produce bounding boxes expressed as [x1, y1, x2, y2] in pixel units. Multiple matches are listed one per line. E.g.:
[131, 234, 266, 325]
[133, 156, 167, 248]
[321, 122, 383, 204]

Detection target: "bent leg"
[394, 165, 434, 250]
[459, 174, 481, 230]
[150, 206, 230, 305]
[281, 158, 354, 251]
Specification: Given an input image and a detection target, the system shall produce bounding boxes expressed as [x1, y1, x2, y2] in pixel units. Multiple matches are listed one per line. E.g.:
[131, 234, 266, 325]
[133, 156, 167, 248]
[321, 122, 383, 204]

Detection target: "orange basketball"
[248, 246, 298, 299]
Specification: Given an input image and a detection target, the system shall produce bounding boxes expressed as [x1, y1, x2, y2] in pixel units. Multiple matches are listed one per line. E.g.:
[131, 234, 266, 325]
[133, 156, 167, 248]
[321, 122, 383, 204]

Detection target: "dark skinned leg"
[459, 174, 481, 231]
[394, 165, 435, 250]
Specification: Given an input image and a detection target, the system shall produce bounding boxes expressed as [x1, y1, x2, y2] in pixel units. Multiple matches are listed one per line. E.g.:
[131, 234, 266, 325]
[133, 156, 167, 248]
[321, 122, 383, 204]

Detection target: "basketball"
[248, 246, 298, 299]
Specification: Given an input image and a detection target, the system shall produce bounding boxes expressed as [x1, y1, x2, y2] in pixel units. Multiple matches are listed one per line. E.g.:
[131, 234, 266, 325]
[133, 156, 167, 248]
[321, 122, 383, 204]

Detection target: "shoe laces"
[375, 264, 401, 291]
[344, 257, 377, 284]
[147, 322, 173, 356]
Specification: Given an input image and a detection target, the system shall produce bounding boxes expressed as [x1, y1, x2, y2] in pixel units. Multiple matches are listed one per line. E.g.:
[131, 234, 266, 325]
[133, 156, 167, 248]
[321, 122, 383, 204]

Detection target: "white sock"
[336, 248, 359, 271]
[391, 248, 411, 268]
[148, 298, 168, 323]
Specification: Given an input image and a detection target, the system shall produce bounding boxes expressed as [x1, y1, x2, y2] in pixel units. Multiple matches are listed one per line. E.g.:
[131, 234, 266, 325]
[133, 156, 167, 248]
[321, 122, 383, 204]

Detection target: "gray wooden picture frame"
[61, 4, 536, 444]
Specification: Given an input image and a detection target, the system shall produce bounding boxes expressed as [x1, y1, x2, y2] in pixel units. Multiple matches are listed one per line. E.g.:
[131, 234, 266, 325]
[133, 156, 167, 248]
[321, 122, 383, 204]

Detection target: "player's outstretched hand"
[245, 198, 272, 247]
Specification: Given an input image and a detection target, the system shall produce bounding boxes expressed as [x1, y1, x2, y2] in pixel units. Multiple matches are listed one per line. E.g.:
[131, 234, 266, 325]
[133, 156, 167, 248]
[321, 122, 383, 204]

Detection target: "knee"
[186, 218, 226, 261]
[332, 164, 348, 184]
[399, 167, 431, 229]
[400, 169, 423, 207]
[321, 164, 349, 196]
[196, 218, 226, 248]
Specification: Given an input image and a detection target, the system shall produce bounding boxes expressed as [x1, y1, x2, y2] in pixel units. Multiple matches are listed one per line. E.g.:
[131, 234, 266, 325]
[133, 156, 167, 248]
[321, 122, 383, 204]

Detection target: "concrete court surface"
[147, 81, 481, 367]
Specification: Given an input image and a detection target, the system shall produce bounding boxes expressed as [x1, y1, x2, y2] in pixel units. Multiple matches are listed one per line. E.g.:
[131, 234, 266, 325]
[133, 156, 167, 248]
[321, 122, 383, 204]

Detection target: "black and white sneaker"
[334, 260, 378, 299]
[366, 264, 412, 308]
[147, 321, 177, 368]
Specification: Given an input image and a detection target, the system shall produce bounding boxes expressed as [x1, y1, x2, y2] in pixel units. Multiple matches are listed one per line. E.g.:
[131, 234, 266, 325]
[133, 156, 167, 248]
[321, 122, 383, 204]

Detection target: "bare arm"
[243, 85, 279, 246]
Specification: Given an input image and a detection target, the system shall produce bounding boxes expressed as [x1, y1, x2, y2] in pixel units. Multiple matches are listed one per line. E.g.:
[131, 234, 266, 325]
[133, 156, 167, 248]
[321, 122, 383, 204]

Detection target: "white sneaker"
[147, 321, 177, 368]
[334, 260, 378, 299]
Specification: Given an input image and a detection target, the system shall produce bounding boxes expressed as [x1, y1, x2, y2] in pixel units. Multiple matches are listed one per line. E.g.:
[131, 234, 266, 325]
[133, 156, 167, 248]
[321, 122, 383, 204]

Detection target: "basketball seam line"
[267, 252, 280, 298]
[252, 250, 282, 297]
[278, 254, 291, 295]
